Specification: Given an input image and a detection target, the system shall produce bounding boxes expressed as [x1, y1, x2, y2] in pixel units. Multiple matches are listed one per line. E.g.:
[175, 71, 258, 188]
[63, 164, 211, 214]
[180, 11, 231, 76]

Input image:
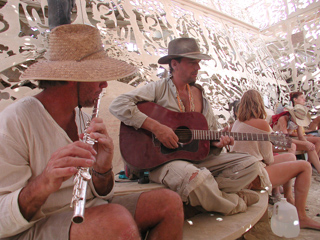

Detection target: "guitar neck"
[192, 130, 270, 141]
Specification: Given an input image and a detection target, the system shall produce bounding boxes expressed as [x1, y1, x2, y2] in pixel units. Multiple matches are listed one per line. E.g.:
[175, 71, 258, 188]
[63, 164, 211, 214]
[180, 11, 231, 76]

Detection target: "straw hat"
[158, 38, 211, 64]
[20, 24, 136, 82]
[288, 104, 311, 127]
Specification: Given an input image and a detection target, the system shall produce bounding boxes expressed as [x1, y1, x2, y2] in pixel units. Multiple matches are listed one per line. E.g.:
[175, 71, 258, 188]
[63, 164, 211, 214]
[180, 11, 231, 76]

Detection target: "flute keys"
[81, 171, 91, 181]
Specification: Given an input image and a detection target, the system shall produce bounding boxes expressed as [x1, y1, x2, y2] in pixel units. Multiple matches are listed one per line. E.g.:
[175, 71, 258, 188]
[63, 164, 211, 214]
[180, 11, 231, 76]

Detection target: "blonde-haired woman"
[231, 89, 320, 230]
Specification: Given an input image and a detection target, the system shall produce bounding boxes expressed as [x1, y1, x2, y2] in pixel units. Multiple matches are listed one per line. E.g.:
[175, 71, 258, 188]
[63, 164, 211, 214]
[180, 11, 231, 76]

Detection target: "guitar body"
[120, 102, 210, 170]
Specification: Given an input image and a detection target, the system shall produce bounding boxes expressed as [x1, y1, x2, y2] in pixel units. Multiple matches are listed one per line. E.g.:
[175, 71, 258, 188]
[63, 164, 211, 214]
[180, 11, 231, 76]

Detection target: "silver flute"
[70, 93, 102, 224]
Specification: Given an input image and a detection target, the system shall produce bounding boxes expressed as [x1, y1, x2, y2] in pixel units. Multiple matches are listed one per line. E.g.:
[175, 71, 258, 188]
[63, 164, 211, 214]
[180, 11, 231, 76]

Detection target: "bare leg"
[308, 116, 320, 131]
[70, 203, 141, 240]
[271, 187, 282, 204]
[305, 135, 320, 155]
[266, 160, 320, 230]
[272, 153, 296, 204]
[287, 143, 297, 154]
[282, 179, 295, 205]
[296, 144, 320, 173]
[134, 189, 184, 240]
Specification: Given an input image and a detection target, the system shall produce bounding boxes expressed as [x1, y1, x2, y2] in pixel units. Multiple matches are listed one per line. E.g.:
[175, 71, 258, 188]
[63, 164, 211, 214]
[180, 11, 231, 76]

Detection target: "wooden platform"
[114, 181, 268, 240]
[183, 191, 268, 240]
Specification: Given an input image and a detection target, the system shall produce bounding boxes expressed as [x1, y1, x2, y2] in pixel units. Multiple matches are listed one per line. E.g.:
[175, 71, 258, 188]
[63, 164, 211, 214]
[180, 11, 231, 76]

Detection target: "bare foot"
[299, 217, 320, 230]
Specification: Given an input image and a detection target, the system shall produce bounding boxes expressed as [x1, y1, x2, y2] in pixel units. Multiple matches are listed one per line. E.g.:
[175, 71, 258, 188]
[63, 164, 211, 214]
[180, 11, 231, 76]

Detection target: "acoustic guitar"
[120, 102, 292, 171]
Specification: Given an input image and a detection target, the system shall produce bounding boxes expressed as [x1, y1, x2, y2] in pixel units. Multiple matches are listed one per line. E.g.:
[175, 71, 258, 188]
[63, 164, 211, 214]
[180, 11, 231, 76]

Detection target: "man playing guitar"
[110, 38, 261, 215]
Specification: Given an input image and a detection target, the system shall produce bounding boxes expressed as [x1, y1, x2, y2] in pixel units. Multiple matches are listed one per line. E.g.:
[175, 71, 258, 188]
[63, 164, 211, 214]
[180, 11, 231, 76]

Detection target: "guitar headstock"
[269, 132, 292, 149]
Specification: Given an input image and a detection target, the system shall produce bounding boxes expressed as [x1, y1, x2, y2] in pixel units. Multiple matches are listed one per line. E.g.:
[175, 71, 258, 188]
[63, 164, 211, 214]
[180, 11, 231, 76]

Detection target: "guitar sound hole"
[175, 126, 192, 144]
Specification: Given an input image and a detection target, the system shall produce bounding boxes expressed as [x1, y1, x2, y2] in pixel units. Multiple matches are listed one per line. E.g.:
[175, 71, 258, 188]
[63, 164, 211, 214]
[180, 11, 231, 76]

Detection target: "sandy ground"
[242, 173, 320, 240]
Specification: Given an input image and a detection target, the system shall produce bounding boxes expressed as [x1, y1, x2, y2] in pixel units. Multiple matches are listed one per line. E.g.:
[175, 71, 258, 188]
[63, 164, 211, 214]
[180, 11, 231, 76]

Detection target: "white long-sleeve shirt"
[0, 97, 113, 238]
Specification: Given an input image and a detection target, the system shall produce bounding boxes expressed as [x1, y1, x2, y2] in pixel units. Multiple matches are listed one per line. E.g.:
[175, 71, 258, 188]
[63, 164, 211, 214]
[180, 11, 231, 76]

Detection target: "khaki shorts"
[1, 210, 73, 240]
[2, 193, 140, 240]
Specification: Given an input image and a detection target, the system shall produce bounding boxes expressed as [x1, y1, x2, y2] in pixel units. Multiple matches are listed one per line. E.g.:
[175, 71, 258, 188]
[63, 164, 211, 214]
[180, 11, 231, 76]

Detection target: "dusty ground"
[242, 173, 320, 240]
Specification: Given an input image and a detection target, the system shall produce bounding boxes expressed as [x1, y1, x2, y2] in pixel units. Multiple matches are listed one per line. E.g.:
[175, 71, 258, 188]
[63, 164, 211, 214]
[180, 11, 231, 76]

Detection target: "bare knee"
[300, 161, 312, 175]
[99, 204, 139, 237]
[70, 204, 140, 240]
[155, 189, 184, 218]
[274, 153, 297, 163]
[154, 189, 184, 224]
[293, 160, 312, 178]
[286, 153, 297, 162]
[136, 189, 184, 233]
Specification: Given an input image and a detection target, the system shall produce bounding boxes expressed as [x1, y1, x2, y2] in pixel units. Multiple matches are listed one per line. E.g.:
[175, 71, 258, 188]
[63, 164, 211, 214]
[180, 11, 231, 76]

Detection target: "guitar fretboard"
[192, 130, 270, 141]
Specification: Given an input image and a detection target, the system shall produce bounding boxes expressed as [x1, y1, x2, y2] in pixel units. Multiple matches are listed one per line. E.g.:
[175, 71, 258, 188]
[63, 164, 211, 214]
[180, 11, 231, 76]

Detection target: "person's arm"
[276, 115, 290, 134]
[84, 117, 114, 196]
[110, 81, 180, 149]
[141, 117, 179, 149]
[256, 120, 274, 165]
[280, 123, 315, 151]
[0, 138, 96, 238]
[210, 127, 234, 149]
[18, 141, 96, 221]
[290, 137, 315, 151]
[276, 115, 301, 137]
[109, 82, 160, 129]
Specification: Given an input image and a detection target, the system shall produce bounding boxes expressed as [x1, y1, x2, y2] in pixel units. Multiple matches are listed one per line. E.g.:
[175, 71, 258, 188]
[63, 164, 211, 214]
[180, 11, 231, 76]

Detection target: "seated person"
[271, 103, 320, 173]
[0, 24, 184, 240]
[231, 89, 320, 230]
[290, 91, 320, 133]
[273, 91, 320, 145]
[110, 37, 261, 216]
[230, 98, 296, 204]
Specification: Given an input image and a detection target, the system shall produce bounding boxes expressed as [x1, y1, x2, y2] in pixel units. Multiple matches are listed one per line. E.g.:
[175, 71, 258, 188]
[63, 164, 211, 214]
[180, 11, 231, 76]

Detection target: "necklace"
[176, 84, 195, 112]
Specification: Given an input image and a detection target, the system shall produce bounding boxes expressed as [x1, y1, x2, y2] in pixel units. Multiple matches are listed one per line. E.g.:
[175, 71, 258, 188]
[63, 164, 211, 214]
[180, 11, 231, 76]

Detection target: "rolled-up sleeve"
[0, 133, 44, 237]
[109, 82, 160, 128]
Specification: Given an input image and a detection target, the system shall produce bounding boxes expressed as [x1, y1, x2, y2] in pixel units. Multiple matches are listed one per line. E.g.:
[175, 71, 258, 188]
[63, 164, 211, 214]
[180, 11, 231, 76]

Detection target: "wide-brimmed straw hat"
[288, 104, 311, 127]
[158, 38, 211, 64]
[20, 24, 136, 82]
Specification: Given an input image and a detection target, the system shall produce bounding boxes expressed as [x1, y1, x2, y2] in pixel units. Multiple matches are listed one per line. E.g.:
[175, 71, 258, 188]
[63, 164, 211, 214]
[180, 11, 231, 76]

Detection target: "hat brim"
[20, 58, 137, 82]
[158, 53, 212, 64]
[288, 109, 311, 127]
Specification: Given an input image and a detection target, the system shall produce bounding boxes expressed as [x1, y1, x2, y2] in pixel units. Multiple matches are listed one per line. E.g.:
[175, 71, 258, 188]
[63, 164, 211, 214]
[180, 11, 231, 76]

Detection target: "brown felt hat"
[20, 24, 136, 82]
[158, 38, 211, 64]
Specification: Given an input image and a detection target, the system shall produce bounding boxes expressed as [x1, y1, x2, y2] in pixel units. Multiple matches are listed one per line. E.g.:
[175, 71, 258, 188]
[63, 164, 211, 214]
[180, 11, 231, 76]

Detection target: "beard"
[79, 96, 96, 108]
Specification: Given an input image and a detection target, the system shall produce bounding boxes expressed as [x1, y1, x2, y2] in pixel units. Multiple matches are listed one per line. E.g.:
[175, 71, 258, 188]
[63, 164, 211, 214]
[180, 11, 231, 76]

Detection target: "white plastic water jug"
[271, 198, 300, 238]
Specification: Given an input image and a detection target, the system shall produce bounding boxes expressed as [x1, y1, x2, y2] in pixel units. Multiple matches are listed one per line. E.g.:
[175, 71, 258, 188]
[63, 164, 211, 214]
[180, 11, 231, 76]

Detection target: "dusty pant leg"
[149, 160, 247, 215]
[215, 161, 260, 193]
[48, 0, 75, 30]
[197, 152, 260, 193]
[149, 161, 201, 202]
[188, 174, 247, 215]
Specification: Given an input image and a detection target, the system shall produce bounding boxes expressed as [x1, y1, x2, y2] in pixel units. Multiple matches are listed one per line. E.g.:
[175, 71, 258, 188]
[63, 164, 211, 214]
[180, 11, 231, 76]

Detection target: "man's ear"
[171, 59, 178, 69]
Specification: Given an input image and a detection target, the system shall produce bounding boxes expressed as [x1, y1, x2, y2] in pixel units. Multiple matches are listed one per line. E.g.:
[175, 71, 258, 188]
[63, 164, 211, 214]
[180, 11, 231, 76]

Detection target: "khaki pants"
[149, 152, 259, 215]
